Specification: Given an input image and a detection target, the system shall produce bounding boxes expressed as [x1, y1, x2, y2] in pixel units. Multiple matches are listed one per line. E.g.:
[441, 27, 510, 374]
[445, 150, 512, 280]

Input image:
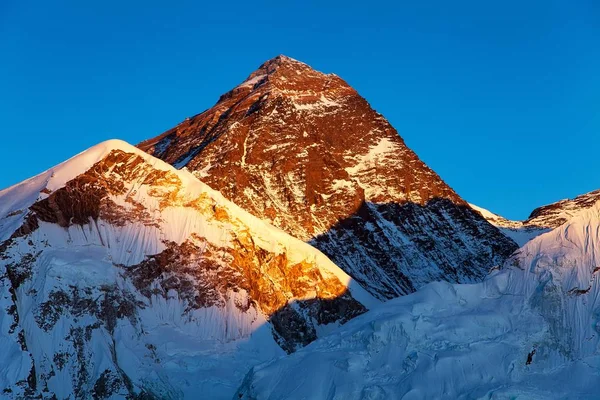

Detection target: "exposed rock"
[126, 234, 366, 352]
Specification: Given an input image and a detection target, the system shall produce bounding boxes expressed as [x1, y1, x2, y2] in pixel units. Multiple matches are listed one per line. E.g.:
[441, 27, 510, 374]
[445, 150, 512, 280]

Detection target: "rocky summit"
[139, 55, 518, 300]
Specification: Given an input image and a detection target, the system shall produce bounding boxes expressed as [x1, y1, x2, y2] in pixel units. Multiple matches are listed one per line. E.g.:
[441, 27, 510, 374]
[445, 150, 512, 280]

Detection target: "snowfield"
[237, 202, 600, 399]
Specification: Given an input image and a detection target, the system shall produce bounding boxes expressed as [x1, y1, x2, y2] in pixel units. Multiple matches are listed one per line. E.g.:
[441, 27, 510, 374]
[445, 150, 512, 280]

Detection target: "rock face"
[0, 140, 375, 399]
[139, 55, 518, 300]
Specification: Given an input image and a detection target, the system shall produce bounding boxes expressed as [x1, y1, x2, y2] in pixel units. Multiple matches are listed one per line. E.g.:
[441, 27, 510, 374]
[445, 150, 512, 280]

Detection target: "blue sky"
[1, 1, 598, 220]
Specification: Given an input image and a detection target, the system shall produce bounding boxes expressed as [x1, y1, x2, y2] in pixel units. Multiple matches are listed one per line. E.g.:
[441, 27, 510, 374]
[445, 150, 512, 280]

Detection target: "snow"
[345, 137, 397, 175]
[1, 140, 171, 200]
[0, 139, 159, 241]
[238, 200, 600, 399]
[293, 94, 341, 111]
[499, 226, 548, 247]
[6, 134, 598, 399]
[0, 139, 378, 399]
[526, 189, 600, 228]
[468, 203, 507, 222]
[343, 137, 406, 200]
[240, 131, 251, 167]
[331, 179, 354, 191]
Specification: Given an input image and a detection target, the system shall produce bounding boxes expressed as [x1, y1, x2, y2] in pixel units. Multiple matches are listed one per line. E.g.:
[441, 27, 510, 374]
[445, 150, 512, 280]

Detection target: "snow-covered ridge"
[526, 188, 600, 228]
[469, 203, 549, 246]
[0, 140, 186, 239]
[1, 139, 177, 197]
[470, 190, 600, 248]
[0, 139, 375, 298]
[468, 203, 522, 229]
[472, 188, 600, 236]
[0, 139, 376, 399]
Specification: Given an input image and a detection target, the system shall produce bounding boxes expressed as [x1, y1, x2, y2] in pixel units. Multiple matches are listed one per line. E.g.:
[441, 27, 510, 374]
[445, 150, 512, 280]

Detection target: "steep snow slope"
[0, 140, 376, 399]
[469, 203, 548, 246]
[140, 55, 518, 300]
[238, 200, 600, 399]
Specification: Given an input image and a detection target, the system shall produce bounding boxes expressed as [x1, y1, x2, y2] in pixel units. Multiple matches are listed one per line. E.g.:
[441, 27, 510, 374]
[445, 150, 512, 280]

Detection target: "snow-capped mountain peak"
[0, 139, 375, 399]
[139, 56, 518, 301]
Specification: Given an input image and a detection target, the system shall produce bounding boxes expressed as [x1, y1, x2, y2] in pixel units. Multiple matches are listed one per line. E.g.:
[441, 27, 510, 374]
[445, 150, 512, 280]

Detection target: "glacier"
[238, 200, 600, 399]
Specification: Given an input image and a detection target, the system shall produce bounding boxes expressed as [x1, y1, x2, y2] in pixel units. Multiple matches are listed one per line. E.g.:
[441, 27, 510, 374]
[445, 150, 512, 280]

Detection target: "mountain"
[0, 140, 376, 399]
[237, 193, 600, 399]
[139, 55, 518, 300]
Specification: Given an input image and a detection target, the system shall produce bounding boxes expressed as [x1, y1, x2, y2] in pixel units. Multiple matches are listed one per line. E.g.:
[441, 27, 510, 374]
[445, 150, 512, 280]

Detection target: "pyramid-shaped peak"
[139, 55, 518, 302]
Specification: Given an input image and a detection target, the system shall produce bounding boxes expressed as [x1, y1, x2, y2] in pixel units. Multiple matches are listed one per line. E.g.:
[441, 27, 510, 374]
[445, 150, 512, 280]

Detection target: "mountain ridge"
[2, 55, 599, 399]
[469, 189, 600, 247]
[238, 189, 600, 399]
[0, 139, 375, 399]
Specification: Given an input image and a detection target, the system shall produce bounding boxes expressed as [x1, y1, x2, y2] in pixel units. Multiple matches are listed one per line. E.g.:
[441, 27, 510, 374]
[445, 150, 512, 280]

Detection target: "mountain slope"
[238, 195, 600, 399]
[139, 55, 518, 300]
[0, 140, 375, 399]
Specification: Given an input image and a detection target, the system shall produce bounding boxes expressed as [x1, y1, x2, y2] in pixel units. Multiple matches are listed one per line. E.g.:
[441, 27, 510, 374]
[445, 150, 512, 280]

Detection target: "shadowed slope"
[237, 197, 600, 400]
[312, 199, 515, 299]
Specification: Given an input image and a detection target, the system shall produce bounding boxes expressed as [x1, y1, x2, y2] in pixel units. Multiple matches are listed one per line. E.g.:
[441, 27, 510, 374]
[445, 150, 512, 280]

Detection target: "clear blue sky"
[1, 1, 598, 220]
